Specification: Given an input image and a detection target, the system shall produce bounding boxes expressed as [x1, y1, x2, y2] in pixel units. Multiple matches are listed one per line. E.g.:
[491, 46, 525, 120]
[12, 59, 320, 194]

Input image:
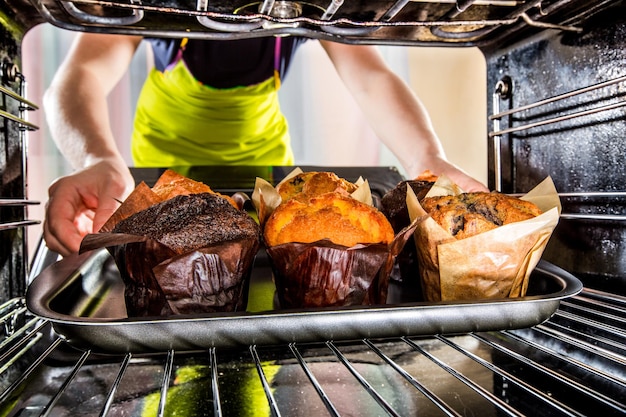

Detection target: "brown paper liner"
[407, 176, 561, 302]
[267, 242, 389, 308]
[266, 222, 418, 308]
[82, 232, 259, 317]
[80, 169, 259, 317]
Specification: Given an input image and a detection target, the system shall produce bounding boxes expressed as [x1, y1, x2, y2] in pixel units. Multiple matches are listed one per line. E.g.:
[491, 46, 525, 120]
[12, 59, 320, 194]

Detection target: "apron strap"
[274, 36, 281, 90]
[165, 37, 189, 72]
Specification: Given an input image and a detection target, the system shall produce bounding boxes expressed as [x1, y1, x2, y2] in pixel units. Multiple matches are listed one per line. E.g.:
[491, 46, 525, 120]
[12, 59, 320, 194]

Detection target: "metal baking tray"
[26, 248, 583, 353]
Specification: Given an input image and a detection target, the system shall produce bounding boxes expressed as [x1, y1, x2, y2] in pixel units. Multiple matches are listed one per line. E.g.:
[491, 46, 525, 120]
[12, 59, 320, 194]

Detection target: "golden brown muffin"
[414, 169, 439, 183]
[276, 171, 358, 202]
[421, 192, 542, 240]
[264, 192, 394, 247]
[152, 169, 238, 208]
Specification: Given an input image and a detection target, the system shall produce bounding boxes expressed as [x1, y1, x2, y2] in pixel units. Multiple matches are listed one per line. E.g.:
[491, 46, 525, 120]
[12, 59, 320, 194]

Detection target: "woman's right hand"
[43, 158, 135, 257]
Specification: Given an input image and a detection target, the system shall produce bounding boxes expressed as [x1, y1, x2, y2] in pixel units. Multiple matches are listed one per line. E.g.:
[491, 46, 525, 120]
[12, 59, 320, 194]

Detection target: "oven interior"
[1, 0, 625, 415]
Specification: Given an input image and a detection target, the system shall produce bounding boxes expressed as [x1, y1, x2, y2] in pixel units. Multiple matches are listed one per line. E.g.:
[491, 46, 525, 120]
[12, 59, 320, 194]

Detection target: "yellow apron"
[131, 57, 294, 167]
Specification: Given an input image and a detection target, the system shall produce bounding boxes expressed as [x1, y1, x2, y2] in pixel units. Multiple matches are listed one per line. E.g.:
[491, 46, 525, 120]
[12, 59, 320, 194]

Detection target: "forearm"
[43, 33, 142, 171]
[320, 42, 446, 177]
[44, 73, 123, 170]
[347, 70, 447, 178]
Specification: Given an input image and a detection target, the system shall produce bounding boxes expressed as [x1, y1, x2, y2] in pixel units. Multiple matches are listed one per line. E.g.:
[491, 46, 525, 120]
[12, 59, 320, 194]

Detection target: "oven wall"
[0, 0, 32, 302]
[484, 6, 626, 291]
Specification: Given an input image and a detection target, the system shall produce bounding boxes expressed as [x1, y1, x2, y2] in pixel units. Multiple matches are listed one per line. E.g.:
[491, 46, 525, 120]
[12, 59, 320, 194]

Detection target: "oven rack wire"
[0, 71, 40, 233]
[0, 288, 624, 416]
[490, 74, 626, 223]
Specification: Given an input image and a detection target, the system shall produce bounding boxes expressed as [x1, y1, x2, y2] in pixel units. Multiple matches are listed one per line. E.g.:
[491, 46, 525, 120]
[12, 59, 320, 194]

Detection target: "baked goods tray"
[26, 248, 583, 354]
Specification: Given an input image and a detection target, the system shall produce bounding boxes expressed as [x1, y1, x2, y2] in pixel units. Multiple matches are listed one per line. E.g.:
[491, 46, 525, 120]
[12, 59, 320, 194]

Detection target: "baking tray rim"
[27, 250, 583, 324]
[25, 249, 584, 351]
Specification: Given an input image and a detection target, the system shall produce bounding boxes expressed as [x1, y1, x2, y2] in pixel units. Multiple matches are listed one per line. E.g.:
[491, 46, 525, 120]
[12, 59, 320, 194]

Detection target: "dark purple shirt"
[145, 37, 308, 88]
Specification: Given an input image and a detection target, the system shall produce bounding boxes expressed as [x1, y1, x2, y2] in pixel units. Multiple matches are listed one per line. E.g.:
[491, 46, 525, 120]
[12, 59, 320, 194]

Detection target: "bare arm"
[44, 32, 143, 169]
[43, 33, 143, 256]
[319, 40, 486, 191]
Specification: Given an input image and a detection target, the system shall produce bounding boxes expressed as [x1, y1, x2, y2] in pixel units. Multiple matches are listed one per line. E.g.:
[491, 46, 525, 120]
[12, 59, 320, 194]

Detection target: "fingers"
[43, 173, 102, 256]
[421, 157, 489, 193]
[43, 162, 134, 256]
[446, 173, 489, 193]
[456, 176, 489, 193]
[43, 188, 94, 256]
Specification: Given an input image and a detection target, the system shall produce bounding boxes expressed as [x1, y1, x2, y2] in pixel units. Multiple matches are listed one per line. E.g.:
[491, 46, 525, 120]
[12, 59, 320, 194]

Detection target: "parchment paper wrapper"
[406, 176, 561, 302]
[80, 173, 259, 317]
[252, 168, 420, 308]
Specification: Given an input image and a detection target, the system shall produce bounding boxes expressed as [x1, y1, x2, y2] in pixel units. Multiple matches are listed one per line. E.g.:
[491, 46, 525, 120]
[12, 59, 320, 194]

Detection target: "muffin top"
[264, 191, 394, 247]
[421, 192, 542, 239]
[381, 179, 435, 231]
[113, 192, 260, 253]
[276, 171, 358, 202]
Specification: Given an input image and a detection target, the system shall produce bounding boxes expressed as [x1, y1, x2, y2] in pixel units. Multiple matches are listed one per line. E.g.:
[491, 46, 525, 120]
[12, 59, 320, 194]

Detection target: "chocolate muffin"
[381, 180, 435, 233]
[113, 193, 259, 254]
[380, 179, 434, 289]
[109, 192, 260, 317]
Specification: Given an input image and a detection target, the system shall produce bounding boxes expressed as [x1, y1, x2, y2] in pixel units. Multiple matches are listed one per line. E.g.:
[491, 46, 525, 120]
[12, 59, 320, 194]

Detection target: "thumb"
[92, 194, 121, 233]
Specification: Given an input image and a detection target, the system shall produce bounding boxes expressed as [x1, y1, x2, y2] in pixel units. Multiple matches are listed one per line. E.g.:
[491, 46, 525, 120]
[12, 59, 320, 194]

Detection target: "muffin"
[406, 176, 560, 302]
[112, 193, 257, 255]
[276, 171, 358, 202]
[254, 170, 413, 309]
[150, 167, 238, 208]
[381, 179, 435, 232]
[81, 170, 260, 317]
[421, 192, 543, 240]
[264, 192, 394, 248]
[381, 178, 435, 289]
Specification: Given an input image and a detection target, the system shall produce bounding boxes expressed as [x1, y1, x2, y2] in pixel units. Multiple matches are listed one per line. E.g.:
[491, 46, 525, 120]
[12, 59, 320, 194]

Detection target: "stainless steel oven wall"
[0, 0, 41, 303]
[483, 4, 626, 292]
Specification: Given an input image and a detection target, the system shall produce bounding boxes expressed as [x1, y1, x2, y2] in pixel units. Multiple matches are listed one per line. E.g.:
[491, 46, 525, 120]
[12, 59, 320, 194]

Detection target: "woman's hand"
[416, 155, 489, 192]
[43, 158, 135, 257]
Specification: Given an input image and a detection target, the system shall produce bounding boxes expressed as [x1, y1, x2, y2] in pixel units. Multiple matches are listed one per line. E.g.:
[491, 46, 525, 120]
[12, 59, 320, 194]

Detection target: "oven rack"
[0, 70, 40, 233]
[29, 0, 598, 46]
[1, 288, 624, 416]
[490, 73, 626, 223]
[0, 61, 40, 304]
[490, 75, 626, 139]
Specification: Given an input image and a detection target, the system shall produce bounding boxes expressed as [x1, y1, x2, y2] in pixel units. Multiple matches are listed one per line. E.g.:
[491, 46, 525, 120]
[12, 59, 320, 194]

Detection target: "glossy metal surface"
[26, 247, 582, 352]
[22, 0, 610, 46]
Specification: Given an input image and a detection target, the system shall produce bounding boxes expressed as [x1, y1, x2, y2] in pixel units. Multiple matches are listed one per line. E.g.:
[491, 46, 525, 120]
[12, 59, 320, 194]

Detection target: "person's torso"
[132, 36, 307, 166]
[145, 36, 307, 88]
